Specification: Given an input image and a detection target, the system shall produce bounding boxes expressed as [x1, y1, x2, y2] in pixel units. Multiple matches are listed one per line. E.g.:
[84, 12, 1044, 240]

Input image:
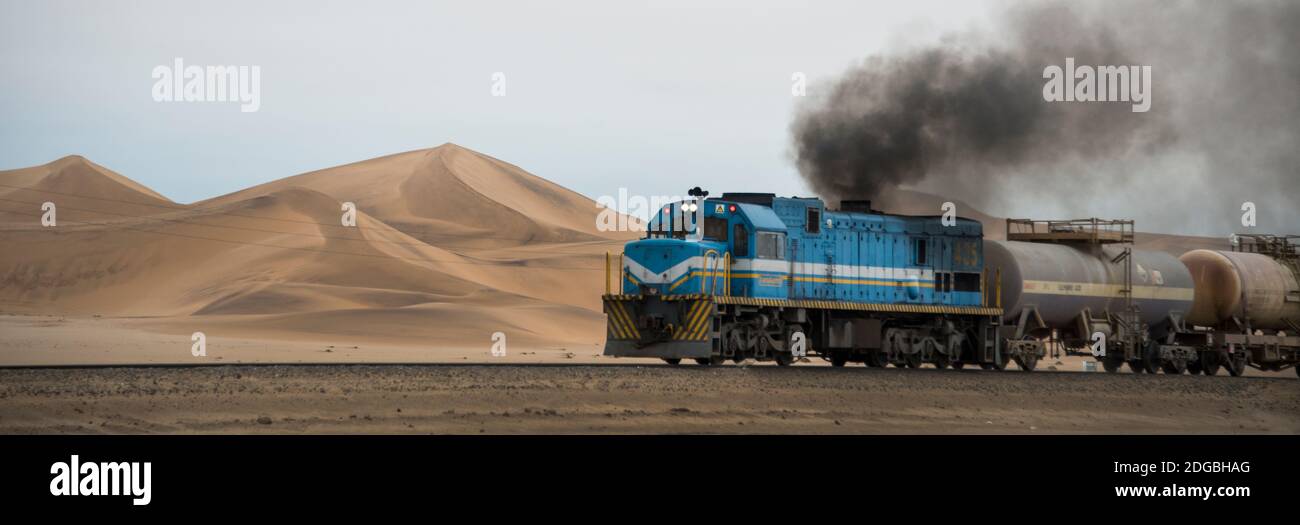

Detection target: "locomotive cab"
[604, 197, 745, 361]
[621, 198, 777, 297]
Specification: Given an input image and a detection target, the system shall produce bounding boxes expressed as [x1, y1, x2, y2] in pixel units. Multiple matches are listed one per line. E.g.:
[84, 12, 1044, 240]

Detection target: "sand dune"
[199, 143, 621, 247]
[0, 155, 176, 228]
[0, 146, 634, 364]
[0, 155, 172, 205]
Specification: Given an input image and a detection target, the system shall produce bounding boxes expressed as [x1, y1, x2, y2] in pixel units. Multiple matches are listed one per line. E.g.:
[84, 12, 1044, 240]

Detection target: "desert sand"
[1, 364, 1294, 434]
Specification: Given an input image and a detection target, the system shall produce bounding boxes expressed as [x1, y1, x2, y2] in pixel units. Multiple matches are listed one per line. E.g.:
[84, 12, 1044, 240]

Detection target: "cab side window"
[733, 223, 749, 257]
[757, 232, 785, 260]
[806, 208, 821, 234]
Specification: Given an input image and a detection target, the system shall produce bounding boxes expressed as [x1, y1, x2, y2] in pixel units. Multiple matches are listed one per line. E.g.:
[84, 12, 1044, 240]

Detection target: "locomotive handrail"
[604, 252, 625, 295]
[980, 268, 987, 307]
[995, 267, 1002, 309]
[702, 249, 720, 295]
[724, 252, 731, 297]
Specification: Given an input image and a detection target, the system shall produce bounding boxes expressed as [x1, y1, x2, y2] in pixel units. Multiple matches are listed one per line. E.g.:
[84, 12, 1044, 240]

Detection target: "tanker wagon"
[1179, 234, 1300, 376]
[985, 219, 1200, 374]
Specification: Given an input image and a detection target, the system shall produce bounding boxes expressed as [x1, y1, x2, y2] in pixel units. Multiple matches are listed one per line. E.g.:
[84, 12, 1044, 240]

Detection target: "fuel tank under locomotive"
[984, 240, 1196, 342]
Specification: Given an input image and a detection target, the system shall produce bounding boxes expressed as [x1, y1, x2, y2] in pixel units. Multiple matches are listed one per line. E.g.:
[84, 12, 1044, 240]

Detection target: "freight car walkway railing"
[1006, 218, 1135, 244]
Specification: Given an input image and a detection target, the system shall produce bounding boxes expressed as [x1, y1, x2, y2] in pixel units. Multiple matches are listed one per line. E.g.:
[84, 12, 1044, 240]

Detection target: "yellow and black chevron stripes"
[604, 300, 640, 340]
[673, 300, 714, 341]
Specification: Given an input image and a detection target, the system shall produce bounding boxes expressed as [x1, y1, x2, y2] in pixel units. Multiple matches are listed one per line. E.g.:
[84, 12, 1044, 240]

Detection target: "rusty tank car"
[1178, 235, 1300, 376]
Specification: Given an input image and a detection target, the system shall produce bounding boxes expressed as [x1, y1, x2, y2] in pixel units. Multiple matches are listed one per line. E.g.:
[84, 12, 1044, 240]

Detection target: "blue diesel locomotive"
[602, 191, 1040, 369]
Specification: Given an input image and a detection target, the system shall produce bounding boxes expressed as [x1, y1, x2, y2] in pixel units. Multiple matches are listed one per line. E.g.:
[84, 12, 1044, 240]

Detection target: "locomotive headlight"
[685, 203, 698, 212]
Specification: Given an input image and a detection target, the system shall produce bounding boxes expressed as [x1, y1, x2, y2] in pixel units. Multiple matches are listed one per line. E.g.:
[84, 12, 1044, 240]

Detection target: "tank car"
[985, 219, 1200, 374]
[1179, 235, 1300, 376]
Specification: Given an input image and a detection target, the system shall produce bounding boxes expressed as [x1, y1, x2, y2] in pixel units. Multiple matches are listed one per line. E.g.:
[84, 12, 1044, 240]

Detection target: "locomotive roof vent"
[838, 200, 878, 214]
[719, 193, 775, 207]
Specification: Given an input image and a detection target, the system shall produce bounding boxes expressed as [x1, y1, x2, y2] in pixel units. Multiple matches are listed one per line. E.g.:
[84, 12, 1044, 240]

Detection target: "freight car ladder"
[1111, 246, 1145, 356]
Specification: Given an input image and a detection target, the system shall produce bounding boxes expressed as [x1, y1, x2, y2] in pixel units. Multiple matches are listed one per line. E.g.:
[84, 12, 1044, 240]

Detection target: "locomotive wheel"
[952, 361, 966, 370]
[1185, 358, 1203, 375]
[1128, 360, 1146, 374]
[979, 363, 994, 370]
[989, 352, 1009, 371]
[1161, 358, 1187, 375]
[663, 358, 681, 366]
[867, 351, 890, 368]
[1202, 352, 1221, 376]
[774, 352, 795, 367]
[1102, 352, 1125, 373]
[830, 352, 848, 367]
[904, 352, 923, 368]
[694, 356, 725, 366]
[755, 334, 771, 359]
[725, 333, 744, 360]
[934, 352, 951, 369]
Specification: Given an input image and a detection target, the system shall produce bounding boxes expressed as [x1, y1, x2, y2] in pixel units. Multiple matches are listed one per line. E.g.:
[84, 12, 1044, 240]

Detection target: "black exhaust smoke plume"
[791, 0, 1300, 236]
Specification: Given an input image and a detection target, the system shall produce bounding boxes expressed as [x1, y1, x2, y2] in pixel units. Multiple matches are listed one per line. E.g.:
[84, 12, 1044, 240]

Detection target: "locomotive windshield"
[644, 201, 701, 240]
[703, 217, 728, 242]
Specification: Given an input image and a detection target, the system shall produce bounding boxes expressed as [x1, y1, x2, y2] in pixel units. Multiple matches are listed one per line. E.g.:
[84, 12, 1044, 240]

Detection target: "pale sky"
[0, 0, 994, 205]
